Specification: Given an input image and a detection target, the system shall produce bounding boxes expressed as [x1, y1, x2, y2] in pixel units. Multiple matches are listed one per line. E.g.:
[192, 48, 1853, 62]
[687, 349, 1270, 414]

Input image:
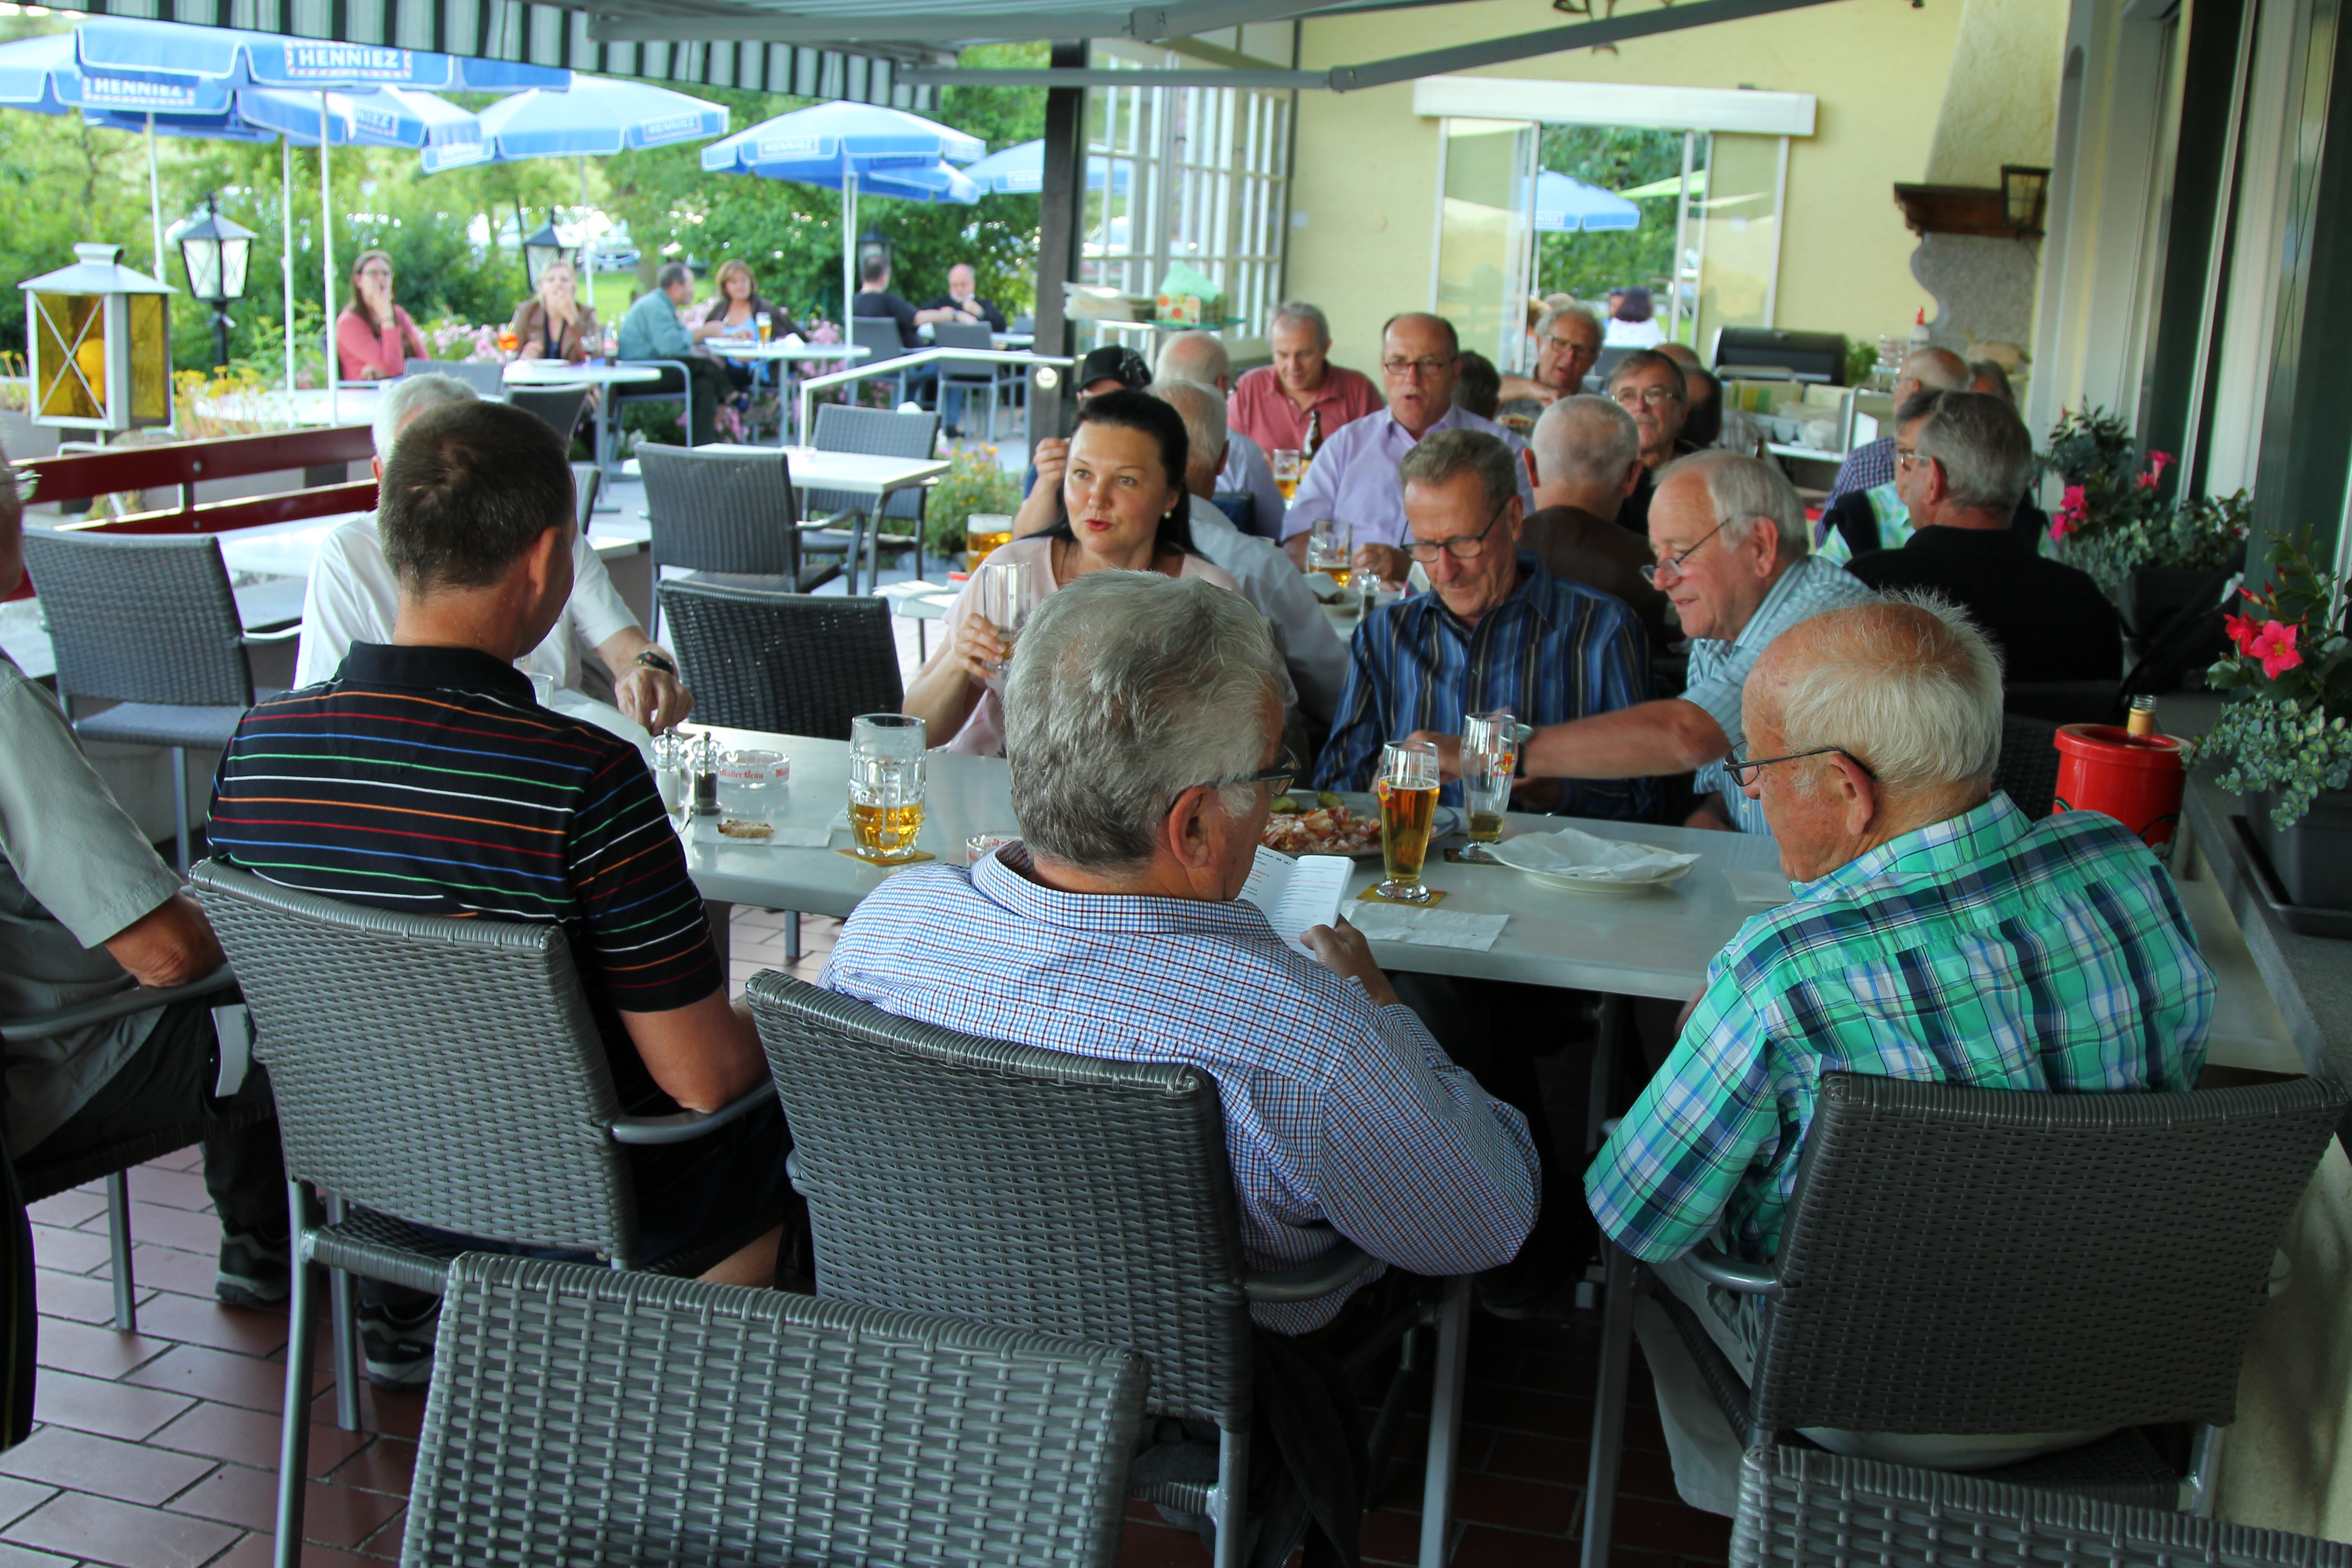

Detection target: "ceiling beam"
[588, 1, 1337, 44]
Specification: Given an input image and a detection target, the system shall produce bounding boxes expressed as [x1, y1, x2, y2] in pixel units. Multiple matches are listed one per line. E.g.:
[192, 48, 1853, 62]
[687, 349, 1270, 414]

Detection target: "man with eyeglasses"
[1281, 313, 1533, 587]
[1313, 429, 1653, 822]
[1411, 451, 1871, 834]
[1586, 595, 2210, 1514]
[1607, 349, 1703, 539]
[1498, 304, 1604, 409]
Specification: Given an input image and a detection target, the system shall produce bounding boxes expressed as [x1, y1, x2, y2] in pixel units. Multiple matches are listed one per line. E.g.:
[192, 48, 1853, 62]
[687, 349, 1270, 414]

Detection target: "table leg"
[592, 395, 622, 512]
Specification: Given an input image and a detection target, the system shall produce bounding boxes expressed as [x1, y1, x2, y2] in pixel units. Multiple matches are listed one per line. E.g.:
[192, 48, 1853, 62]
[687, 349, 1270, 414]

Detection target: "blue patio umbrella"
[1529, 170, 1641, 233]
[959, 137, 1130, 196]
[702, 100, 982, 318]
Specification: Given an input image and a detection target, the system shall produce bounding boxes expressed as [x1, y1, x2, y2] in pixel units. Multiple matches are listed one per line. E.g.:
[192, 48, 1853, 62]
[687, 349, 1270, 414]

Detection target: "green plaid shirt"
[1586, 794, 2213, 1264]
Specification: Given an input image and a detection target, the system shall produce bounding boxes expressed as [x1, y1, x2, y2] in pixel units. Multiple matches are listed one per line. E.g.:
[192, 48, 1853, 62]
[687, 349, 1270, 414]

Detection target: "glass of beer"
[755, 311, 773, 344]
[1460, 709, 1517, 862]
[965, 512, 1015, 573]
[1271, 448, 1303, 501]
[848, 713, 927, 863]
[1307, 519, 1352, 589]
[978, 558, 1031, 675]
[1376, 740, 1442, 903]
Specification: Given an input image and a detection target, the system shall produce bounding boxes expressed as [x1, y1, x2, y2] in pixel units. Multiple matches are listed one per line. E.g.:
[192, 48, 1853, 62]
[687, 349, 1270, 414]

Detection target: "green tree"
[1534, 124, 1688, 311]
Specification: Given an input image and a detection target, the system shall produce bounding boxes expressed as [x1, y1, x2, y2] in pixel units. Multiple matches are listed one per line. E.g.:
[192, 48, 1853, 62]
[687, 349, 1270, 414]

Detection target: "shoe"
[216, 1229, 290, 1309]
[358, 1299, 440, 1390]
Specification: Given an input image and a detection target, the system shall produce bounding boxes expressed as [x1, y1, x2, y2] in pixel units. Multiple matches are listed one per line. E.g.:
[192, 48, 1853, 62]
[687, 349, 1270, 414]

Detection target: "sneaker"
[358, 1299, 440, 1390]
[216, 1229, 290, 1310]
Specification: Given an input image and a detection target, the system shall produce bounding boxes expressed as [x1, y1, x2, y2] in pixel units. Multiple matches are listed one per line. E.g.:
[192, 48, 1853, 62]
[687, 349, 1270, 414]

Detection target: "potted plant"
[2041, 406, 2250, 638]
[2185, 529, 2352, 911]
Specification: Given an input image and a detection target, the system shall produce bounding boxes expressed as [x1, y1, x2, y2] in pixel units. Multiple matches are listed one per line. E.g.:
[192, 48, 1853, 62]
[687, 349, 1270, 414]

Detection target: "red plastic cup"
[2052, 724, 2186, 854]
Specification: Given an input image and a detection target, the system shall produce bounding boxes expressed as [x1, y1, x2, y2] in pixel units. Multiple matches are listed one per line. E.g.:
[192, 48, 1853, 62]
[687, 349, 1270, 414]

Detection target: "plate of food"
[1262, 790, 1460, 859]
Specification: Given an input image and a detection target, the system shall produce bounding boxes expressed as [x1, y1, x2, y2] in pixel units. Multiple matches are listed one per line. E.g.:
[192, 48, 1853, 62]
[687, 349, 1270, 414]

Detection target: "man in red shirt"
[1226, 300, 1383, 456]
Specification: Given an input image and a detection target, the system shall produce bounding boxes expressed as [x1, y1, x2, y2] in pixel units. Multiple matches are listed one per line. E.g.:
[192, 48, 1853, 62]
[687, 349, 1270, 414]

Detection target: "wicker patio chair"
[1994, 711, 2063, 818]
[401, 359, 505, 399]
[656, 577, 902, 737]
[405, 1253, 1147, 1567]
[637, 445, 845, 641]
[1731, 1445, 2352, 1568]
[187, 861, 785, 1568]
[1579, 1072, 2348, 1568]
[508, 383, 592, 447]
[804, 403, 939, 593]
[745, 970, 1475, 1568]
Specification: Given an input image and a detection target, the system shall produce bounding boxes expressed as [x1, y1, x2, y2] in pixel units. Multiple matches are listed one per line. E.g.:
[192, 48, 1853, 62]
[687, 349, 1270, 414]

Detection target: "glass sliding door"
[1691, 132, 1791, 354]
[1432, 117, 1537, 368]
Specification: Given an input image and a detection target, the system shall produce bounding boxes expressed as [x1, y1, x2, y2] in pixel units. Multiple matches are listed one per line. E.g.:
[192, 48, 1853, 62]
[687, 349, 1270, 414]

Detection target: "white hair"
[372, 373, 478, 461]
[1771, 592, 2006, 794]
[1531, 394, 1639, 490]
[1154, 331, 1230, 390]
[1151, 379, 1227, 476]
[1660, 449, 1810, 556]
[1900, 347, 1970, 392]
[1270, 300, 1331, 343]
[1003, 571, 1283, 870]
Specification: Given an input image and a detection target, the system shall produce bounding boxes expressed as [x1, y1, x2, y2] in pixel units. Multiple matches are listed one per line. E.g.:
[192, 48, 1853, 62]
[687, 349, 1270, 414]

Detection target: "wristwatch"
[633, 648, 678, 678]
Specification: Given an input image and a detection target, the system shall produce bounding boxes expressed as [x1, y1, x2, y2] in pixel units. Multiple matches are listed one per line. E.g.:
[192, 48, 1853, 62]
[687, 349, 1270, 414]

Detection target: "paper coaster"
[834, 847, 936, 867]
[1357, 885, 1448, 907]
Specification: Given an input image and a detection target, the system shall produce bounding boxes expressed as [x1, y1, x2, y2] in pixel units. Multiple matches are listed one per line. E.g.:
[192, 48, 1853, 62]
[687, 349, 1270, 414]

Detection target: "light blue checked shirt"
[822, 844, 1542, 1333]
[1586, 795, 2214, 1268]
[1686, 553, 1877, 833]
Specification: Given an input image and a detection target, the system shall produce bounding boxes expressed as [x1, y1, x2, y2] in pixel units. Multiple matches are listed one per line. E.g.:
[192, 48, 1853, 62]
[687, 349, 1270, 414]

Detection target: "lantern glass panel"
[129, 294, 169, 424]
[181, 235, 224, 302]
[218, 232, 251, 302]
[31, 293, 104, 421]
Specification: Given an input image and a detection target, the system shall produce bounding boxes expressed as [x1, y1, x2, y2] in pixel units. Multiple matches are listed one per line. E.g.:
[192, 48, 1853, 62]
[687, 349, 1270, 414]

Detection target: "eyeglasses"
[358, 265, 392, 279]
[1207, 746, 1301, 797]
[1639, 518, 1729, 585]
[1723, 745, 1879, 788]
[1543, 332, 1598, 356]
[1896, 447, 1927, 472]
[1612, 384, 1683, 409]
[1406, 495, 1510, 563]
[1381, 356, 1457, 380]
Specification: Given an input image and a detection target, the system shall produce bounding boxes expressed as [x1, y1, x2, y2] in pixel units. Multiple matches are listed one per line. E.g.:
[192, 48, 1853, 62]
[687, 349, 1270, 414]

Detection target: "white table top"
[504, 362, 663, 386]
[215, 510, 646, 582]
[691, 444, 950, 496]
[704, 342, 871, 363]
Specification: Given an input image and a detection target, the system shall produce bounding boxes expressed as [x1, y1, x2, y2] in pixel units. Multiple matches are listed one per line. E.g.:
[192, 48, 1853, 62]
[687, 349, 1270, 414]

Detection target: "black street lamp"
[523, 210, 571, 290]
[172, 192, 255, 369]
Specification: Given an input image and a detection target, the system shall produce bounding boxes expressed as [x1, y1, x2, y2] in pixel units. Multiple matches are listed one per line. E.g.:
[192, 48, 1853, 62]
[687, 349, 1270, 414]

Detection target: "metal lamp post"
[171, 191, 256, 369]
[522, 209, 569, 290]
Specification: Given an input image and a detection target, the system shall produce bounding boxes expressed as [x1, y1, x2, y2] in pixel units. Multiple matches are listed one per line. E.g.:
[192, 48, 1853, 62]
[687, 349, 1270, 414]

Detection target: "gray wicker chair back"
[1753, 1072, 2346, 1436]
[638, 444, 802, 578]
[22, 528, 251, 707]
[402, 359, 506, 400]
[1993, 712, 2062, 818]
[933, 319, 997, 381]
[809, 403, 938, 524]
[2004, 680, 2122, 728]
[656, 578, 902, 738]
[745, 970, 1254, 1426]
[186, 860, 644, 1263]
[406, 1253, 1148, 1568]
[508, 384, 591, 445]
[568, 462, 601, 536]
[1731, 1446, 2352, 1568]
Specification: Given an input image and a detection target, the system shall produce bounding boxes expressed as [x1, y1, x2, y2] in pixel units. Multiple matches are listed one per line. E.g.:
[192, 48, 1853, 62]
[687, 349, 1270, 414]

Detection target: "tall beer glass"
[1460, 709, 1517, 862]
[965, 512, 1015, 573]
[978, 558, 1031, 675]
[1376, 740, 1441, 902]
[848, 713, 927, 863]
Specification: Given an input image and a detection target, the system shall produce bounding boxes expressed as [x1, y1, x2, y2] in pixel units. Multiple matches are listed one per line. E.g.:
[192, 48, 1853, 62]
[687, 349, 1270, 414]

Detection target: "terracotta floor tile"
[0, 1426, 217, 1507]
[25, 1190, 107, 1230]
[150, 1149, 205, 1175]
[103, 1203, 221, 1258]
[206, 1533, 381, 1568]
[322, 1438, 413, 1499]
[124, 1168, 215, 1216]
[147, 1402, 369, 1480]
[29, 1369, 196, 1442]
[33, 1268, 147, 1328]
[127, 1244, 228, 1302]
[125, 1345, 320, 1415]
[0, 1477, 56, 1530]
[168, 1465, 403, 1549]
[6, 1488, 241, 1568]
[127, 1296, 288, 1360]
[1453, 1470, 1581, 1536]
[1112, 1516, 1208, 1568]
[307, 1383, 425, 1444]
[34, 1318, 170, 1382]
[29, 1224, 115, 1276]
[354, 1506, 403, 1559]
[1608, 1495, 1734, 1559]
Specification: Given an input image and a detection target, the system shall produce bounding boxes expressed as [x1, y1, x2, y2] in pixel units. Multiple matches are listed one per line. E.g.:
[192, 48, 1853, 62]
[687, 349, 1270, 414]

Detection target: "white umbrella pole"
[320, 93, 336, 425]
[282, 137, 296, 398]
[579, 154, 596, 322]
[840, 167, 854, 338]
[145, 114, 165, 283]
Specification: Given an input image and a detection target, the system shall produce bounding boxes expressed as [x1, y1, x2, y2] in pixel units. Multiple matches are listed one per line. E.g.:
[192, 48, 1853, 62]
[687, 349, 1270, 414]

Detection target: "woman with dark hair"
[334, 250, 429, 381]
[906, 389, 1243, 755]
[686, 259, 797, 395]
[1605, 284, 1666, 350]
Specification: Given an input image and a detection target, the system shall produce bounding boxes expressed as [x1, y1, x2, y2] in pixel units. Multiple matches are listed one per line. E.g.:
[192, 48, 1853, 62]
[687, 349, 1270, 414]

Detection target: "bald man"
[1522, 395, 1672, 648]
[1825, 346, 1969, 505]
[1156, 331, 1287, 538]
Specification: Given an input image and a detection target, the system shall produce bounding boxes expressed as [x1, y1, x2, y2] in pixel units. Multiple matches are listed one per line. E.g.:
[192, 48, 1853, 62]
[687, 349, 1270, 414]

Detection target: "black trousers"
[642, 358, 735, 446]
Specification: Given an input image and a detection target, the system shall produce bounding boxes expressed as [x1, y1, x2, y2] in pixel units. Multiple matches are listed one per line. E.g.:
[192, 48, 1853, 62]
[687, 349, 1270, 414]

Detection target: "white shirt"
[1604, 318, 1666, 349]
[1188, 495, 1349, 723]
[1217, 429, 1287, 539]
[293, 513, 641, 690]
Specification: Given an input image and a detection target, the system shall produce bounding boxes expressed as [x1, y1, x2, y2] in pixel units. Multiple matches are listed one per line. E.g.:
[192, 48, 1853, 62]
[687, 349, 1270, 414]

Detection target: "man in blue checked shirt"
[1311, 427, 1656, 821]
[1585, 595, 2212, 1515]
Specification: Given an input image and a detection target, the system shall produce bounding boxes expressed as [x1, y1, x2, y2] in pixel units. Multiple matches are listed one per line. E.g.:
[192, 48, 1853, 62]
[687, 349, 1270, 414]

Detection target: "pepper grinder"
[692, 731, 720, 819]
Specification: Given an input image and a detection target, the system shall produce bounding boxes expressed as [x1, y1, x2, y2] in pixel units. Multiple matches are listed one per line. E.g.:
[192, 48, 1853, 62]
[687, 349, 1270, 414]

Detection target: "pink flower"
[2248, 620, 2302, 679]
[2224, 612, 2259, 654]
[2059, 484, 2087, 517]
[2149, 450, 2176, 475]
[2048, 514, 2073, 542]
[2135, 470, 2159, 490]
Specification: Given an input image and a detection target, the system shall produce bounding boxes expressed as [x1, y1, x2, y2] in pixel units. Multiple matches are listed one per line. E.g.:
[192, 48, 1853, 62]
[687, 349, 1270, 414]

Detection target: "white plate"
[1267, 792, 1459, 861]
[1510, 860, 1695, 895]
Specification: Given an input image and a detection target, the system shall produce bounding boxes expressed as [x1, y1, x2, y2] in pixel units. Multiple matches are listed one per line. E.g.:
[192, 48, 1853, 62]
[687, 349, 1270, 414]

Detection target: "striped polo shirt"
[208, 641, 720, 1114]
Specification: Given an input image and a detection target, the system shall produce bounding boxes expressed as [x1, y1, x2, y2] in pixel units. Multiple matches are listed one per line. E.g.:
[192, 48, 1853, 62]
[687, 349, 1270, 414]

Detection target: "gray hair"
[1899, 347, 1970, 392]
[1967, 359, 2016, 407]
[1658, 449, 1809, 556]
[1270, 300, 1331, 343]
[1154, 331, 1230, 390]
[656, 260, 692, 290]
[1004, 571, 1284, 871]
[1151, 379, 1227, 476]
[371, 372, 478, 460]
[1534, 302, 1601, 343]
[1397, 427, 1520, 515]
[1769, 592, 2005, 793]
[1531, 395, 1640, 490]
[1911, 390, 2034, 515]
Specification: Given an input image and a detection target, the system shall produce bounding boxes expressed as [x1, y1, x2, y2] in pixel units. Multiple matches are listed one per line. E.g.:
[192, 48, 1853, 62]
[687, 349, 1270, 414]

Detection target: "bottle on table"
[1302, 408, 1323, 463]
[2126, 694, 2160, 738]
[1907, 308, 1931, 356]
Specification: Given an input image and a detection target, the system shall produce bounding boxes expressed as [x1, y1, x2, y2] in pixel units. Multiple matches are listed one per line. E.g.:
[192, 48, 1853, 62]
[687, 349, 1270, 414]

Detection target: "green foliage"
[2040, 405, 2244, 588]
[920, 441, 1025, 560]
[1534, 125, 1685, 310]
[2187, 530, 2352, 827]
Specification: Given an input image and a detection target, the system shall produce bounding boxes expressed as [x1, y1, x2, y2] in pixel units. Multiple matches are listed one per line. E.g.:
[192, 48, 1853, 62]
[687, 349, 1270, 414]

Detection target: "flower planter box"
[2244, 788, 2352, 913]
[2118, 565, 2233, 641]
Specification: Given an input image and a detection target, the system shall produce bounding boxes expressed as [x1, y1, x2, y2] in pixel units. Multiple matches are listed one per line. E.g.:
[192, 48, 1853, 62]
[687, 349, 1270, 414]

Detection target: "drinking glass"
[1460, 709, 1518, 862]
[1376, 740, 1442, 903]
[848, 713, 927, 863]
[1307, 519, 1353, 590]
[755, 311, 773, 344]
[496, 327, 519, 357]
[652, 730, 691, 823]
[718, 748, 787, 824]
[978, 558, 1032, 675]
[966, 831, 1019, 865]
[1271, 448, 1303, 501]
[965, 511, 1015, 573]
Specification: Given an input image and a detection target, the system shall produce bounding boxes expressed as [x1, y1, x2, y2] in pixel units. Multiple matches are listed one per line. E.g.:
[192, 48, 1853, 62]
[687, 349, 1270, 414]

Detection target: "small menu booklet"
[1239, 846, 1353, 958]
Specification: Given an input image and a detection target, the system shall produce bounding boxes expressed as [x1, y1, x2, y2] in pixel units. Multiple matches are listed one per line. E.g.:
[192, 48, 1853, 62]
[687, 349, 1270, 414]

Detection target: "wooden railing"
[9, 425, 378, 536]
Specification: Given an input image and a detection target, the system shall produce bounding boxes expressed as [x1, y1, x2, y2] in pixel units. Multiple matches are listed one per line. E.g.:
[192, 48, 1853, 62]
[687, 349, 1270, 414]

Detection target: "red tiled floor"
[8, 1488, 242, 1568]
[0, 1426, 215, 1506]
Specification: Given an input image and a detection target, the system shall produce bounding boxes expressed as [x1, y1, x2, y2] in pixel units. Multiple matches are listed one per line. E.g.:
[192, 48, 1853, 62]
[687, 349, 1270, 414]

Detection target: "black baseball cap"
[1077, 344, 1153, 394]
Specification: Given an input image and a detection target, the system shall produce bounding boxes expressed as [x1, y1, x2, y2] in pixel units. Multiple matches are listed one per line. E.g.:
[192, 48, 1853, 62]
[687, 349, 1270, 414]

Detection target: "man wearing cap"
[1011, 345, 1155, 540]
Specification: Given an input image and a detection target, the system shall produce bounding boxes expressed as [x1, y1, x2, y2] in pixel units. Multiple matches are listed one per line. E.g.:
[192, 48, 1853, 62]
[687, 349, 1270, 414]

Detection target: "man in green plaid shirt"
[1585, 594, 2212, 1513]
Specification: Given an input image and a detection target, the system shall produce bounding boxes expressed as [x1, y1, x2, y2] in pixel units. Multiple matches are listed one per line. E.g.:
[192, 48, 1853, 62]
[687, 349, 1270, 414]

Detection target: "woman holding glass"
[333, 250, 428, 381]
[906, 389, 1245, 756]
[687, 260, 795, 395]
[508, 256, 599, 364]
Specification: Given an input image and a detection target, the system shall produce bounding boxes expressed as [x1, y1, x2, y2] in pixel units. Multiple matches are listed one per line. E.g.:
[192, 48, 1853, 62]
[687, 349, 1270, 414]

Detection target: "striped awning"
[39, 0, 940, 107]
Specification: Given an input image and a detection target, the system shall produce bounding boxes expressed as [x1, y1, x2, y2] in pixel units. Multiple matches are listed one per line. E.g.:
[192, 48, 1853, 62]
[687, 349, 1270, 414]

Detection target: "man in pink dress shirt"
[1226, 300, 1383, 457]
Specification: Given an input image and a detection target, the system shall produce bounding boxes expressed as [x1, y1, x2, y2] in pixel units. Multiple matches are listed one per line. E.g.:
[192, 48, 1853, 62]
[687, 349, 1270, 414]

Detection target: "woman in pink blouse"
[335, 250, 427, 381]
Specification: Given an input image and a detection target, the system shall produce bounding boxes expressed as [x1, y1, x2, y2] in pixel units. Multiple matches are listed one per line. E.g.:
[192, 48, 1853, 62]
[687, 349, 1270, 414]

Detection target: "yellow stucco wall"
[1288, 0, 1981, 372]
[1926, 0, 2070, 185]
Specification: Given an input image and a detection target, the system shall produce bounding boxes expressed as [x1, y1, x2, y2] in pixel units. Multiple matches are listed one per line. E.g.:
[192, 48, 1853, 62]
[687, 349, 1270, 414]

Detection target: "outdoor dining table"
[690, 442, 951, 594]
[505, 359, 663, 507]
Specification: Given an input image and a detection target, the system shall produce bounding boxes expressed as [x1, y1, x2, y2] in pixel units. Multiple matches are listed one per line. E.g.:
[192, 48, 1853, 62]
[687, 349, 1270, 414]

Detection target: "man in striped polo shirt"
[211, 401, 789, 1386]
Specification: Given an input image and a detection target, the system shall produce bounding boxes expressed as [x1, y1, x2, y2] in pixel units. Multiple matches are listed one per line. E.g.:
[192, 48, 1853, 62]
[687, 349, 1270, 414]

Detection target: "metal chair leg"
[1587, 994, 1626, 1156]
[103, 1170, 136, 1333]
[2187, 1422, 2224, 1515]
[322, 1193, 362, 1431]
[1418, 1277, 1471, 1568]
[1581, 1244, 1637, 1568]
[1210, 1423, 1250, 1568]
[784, 910, 802, 963]
[170, 746, 192, 873]
[275, 1181, 317, 1568]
